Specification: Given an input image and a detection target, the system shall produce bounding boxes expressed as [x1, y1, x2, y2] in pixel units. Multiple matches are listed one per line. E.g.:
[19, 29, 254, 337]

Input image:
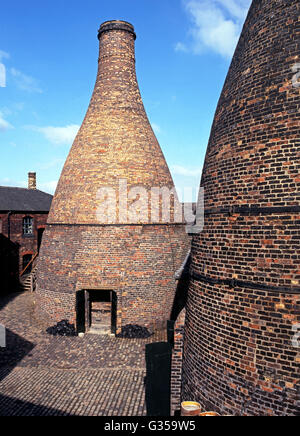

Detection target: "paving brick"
[0, 292, 166, 416]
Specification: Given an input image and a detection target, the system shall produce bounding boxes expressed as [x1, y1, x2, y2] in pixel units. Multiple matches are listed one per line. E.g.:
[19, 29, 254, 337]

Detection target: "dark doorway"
[76, 290, 117, 335]
[0, 234, 19, 295]
[22, 254, 32, 274]
[37, 228, 45, 252]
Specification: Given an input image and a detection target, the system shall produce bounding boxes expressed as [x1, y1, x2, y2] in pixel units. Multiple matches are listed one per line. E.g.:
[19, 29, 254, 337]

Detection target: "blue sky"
[0, 0, 251, 201]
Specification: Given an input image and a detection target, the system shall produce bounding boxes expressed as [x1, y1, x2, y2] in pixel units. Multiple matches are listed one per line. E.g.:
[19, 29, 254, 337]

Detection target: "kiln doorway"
[76, 289, 117, 335]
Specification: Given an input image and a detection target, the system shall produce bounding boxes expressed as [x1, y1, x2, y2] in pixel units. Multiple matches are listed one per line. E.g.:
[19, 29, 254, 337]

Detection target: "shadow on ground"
[0, 291, 21, 312]
[0, 328, 35, 383]
[0, 394, 74, 416]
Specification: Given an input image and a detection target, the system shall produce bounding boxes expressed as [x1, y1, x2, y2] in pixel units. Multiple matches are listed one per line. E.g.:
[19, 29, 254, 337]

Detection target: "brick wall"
[36, 223, 189, 332]
[0, 212, 48, 275]
[170, 309, 186, 416]
[182, 0, 300, 416]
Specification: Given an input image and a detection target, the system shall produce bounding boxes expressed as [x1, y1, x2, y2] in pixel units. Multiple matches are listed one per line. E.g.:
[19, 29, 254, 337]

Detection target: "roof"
[0, 186, 53, 212]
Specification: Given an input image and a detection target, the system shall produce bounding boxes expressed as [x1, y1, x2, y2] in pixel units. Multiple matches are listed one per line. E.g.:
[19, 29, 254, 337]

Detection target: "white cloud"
[10, 67, 42, 93]
[0, 64, 6, 88]
[0, 178, 26, 188]
[0, 50, 9, 62]
[0, 51, 9, 88]
[151, 123, 162, 134]
[13, 102, 25, 112]
[1, 103, 24, 116]
[217, 0, 250, 20]
[39, 180, 58, 194]
[37, 158, 64, 170]
[171, 164, 202, 177]
[0, 112, 13, 132]
[28, 124, 80, 145]
[171, 165, 202, 202]
[176, 0, 251, 58]
[174, 42, 188, 53]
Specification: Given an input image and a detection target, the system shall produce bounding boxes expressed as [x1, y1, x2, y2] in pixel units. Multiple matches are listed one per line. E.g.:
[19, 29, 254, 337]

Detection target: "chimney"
[35, 21, 190, 333]
[28, 172, 36, 190]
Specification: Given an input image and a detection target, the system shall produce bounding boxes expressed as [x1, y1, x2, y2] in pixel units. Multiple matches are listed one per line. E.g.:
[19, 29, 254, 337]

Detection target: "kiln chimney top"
[98, 20, 136, 40]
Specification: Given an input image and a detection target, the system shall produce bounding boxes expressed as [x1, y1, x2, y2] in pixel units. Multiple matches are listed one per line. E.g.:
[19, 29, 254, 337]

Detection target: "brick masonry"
[170, 309, 186, 416]
[0, 212, 48, 277]
[181, 0, 300, 416]
[36, 224, 189, 331]
[35, 21, 190, 332]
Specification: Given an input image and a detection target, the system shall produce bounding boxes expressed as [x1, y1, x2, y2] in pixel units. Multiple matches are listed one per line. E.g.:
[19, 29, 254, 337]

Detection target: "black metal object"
[203, 204, 300, 217]
[203, 204, 300, 216]
[145, 342, 172, 416]
[190, 270, 300, 295]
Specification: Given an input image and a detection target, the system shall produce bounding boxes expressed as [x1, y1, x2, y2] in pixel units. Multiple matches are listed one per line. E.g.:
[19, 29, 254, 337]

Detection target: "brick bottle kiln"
[181, 0, 300, 416]
[35, 20, 190, 335]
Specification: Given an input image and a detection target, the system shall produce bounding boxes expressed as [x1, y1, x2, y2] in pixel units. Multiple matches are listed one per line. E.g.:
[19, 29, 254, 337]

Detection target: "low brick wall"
[170, 309, 186, 416]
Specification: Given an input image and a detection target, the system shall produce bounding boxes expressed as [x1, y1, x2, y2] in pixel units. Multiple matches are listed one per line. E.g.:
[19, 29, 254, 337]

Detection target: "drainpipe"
[7, 211, 12, 240]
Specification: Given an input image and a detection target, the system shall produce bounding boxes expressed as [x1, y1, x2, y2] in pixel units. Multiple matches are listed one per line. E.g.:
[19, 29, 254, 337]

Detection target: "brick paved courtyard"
[0, 292, 166, 416]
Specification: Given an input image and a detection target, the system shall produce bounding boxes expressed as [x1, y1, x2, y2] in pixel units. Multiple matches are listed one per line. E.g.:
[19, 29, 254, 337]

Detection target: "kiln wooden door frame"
[76, 289, 117, 335]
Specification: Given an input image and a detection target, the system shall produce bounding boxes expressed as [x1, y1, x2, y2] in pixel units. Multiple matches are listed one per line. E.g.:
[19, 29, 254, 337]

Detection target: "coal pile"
[46, 320, 76, 337]
[117, 324, 153, 339]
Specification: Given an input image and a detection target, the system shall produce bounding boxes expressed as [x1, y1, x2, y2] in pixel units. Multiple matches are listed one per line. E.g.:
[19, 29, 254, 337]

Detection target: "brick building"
[179, 0, 300, 416]
[0, 173, 52, 294]
[35, 21, 190, 334]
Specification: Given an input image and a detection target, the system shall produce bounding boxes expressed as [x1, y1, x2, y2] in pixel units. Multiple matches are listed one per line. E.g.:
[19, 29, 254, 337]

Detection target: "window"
[23, 216, 33, 236]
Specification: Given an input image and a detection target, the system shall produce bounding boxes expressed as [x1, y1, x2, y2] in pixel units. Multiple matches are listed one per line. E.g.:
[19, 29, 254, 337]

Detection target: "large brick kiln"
[181, 0, 300, 416]
[35, 21, 190, 334]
